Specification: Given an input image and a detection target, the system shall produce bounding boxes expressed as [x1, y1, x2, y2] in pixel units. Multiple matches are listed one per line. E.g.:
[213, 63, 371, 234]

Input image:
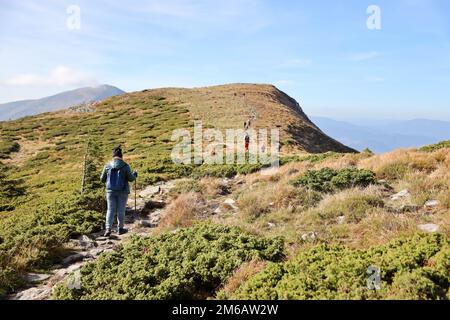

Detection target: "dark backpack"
[106, 166, 126, 191]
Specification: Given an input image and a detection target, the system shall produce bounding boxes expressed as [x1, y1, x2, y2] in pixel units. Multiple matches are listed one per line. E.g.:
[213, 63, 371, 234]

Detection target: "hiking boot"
[104, 229, 111, 237]
[118, 228, 128, 235]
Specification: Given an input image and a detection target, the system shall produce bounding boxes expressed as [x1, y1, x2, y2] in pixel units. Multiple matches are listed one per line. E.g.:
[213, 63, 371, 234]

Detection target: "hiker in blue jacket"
[100, 146, 137, 237]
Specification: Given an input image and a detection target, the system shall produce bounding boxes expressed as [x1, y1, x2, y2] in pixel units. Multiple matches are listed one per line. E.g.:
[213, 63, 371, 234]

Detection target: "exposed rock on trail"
[8, 179, 177, 300]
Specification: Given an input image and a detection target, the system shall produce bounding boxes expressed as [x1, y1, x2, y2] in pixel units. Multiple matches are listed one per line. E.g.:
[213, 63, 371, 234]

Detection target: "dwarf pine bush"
[291, 168, 377, 192]
[419, 140, 450, 152]
[52, 223, 284, 300]
[230, 233, 449, 300]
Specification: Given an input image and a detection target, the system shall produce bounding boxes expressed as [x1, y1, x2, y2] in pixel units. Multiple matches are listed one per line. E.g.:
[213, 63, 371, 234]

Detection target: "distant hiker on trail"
[100, 146, 137, 237]
[244, 132, 250, 153]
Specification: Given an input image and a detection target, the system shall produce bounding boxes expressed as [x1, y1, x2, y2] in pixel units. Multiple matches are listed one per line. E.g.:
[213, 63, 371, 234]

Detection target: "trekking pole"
[134, 179, 137, 217]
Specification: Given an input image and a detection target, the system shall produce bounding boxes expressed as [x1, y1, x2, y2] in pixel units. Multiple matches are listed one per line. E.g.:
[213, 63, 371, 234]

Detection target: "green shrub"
[0, 192, 105, 296]
[231, 233, 449, 300]
[52, 223, 284, 300]
[419, 140, 450, 152]
[192, 165, 237, 178]
[291, 168, 377, 192]
[170, 179, 201, 194]
[0, 139, 20, 159]
[280, 152, 341, 165]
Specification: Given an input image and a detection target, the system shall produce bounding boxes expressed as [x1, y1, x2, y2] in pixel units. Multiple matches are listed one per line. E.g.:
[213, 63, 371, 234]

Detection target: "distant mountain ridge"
[311, 116, 450, 153]
[0, 85, 125, 121]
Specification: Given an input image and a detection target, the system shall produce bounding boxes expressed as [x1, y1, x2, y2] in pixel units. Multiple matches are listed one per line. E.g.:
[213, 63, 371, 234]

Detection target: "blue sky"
[1, 0, 449, 120]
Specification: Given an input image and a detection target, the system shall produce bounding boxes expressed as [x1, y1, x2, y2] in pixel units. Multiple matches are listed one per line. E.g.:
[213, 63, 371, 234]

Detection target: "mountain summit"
[136, 83, 355, 153]
[0, 84, 125, 121]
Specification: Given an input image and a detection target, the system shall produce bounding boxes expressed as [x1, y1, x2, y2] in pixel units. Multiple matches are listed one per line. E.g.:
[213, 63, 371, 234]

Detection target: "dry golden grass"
[359, 148, 449, 177]
[236, 179, 321, 223]
[345, 209, 419, 248]
[216, 258, 267, 299]
[199, 177, 229, 198]
[166, 146, 449, 253]
[158, 192, 203, 231]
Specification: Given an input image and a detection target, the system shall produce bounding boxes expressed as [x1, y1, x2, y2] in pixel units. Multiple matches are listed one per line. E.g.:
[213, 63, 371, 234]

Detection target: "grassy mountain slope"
[147, 84, 355, 153]
[1, 84, 447, 299]
[53, 145, 450, 300]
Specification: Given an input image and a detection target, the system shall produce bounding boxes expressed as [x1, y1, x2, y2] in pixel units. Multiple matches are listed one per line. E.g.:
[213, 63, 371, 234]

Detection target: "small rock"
[301, 232, 318, 242]
[213, 207, 222, 214]
[139, 220, 156, 228]
[224, 198, 235, 205]
[336, 216, 345, 224]
[418, 223, 439, 233]
[77, 235, 96, 249]
[267, 222, 276, 228]
[96, 240, 112, 246]
[390, 189, 410, 201]
[89, 248, 105, 257]
[268, 202, 274, 207]
[24, 273, 52, 283]
[424, 200, 440, 208]
[13, 287, 52, 300]
[66, 263, 83, 274]
[61, 253, 87, 266]
[140, 185, 161, 198]
[95, 236, 108, 241]
[223, 198, 238, 210]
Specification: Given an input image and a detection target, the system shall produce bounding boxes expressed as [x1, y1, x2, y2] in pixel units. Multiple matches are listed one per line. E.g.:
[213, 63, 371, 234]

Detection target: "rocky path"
[8, 180, 178, 300]
[8, 174, 443, 300]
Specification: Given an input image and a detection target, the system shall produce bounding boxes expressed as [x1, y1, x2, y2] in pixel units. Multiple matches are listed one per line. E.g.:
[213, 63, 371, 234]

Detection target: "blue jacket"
[100, 158, 136, 194]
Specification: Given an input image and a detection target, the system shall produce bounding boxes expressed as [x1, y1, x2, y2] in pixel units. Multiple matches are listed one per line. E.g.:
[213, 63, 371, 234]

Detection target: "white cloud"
[349, 51, 380, 62]
[4, 66, 97, 87]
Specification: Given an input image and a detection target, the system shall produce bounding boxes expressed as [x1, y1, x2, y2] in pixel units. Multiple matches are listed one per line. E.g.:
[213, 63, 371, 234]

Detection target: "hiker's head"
[113, 146, 123, 159]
